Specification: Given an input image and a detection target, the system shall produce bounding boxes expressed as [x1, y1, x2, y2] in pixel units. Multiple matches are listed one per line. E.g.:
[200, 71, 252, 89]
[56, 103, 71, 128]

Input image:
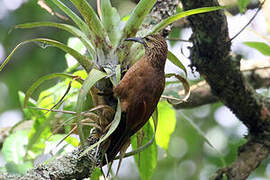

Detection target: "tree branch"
[0, 133, 101, 180]
[180, 0, 270, 179]
[214, 139, 270, 180]
[175, 60, 270, 109]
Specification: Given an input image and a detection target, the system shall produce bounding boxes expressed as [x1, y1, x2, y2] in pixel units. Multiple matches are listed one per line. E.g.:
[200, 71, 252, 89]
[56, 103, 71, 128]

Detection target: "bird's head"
[125, 34, 168, 61]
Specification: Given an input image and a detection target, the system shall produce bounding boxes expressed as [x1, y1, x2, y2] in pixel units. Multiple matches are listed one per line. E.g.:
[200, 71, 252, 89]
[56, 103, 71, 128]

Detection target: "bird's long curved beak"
[125, 37, 145, 45]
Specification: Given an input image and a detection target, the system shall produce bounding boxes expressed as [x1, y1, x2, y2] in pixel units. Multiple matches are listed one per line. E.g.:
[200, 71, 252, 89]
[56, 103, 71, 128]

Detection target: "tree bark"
[180, 0, 270, 179]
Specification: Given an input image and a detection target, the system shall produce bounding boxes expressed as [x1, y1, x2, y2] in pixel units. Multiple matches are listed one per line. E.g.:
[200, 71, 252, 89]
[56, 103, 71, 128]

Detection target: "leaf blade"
[23, 73, 80, 108]
[76, 69, 106, 143]
[69, 0, 111, 51]
[132, 122, 157, 180]
[243, 41, 270, 56]
[154, 102, 176, 150]
[167, 51, 187, 77]
[50, 0, 90, 35]
[151, 6, 227, 34]
[80, 98, 121, 157]
[14, 22, 95, 58]
[101, 0, 121, 47]
[0, 38, 92, 72]
[122, 0, 157, 39]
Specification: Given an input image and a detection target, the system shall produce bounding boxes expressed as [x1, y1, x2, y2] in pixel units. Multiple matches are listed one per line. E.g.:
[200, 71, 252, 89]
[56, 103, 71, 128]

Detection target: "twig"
[97, 0, 102, 21]
[229, 0, 266, 42]
[37, 0, 69, 21]
[166, 37, 191, 42]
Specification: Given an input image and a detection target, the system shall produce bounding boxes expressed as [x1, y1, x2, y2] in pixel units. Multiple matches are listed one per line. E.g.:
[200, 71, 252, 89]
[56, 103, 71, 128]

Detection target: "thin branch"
[229, 0, 266, 42]
[37, 0, 69, 21]
[166, 37, 191, 42]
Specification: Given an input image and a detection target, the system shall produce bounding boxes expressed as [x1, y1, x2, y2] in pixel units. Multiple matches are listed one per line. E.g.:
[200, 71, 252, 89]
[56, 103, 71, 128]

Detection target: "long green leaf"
[244, 41, 270, 56]
[101, 0, 121, 47]
[132, 122, 157, 180]
[14, 22, 95, 58]
[69, 0, 111, 51]
[49, 0, 91, 36]
[167, 51, 187, 77]
[122, 0, 157, 39]
[80, 98, 121, 157]
[23, 73, 81, 108]
[0, 38, 92, 72]
[151, 6, 227, 34]
[76, 69, 106, 144]
[154, 102, 176, 150]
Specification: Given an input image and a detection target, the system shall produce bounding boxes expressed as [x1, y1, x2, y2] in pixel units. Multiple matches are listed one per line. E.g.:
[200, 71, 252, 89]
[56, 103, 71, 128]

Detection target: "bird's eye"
[145, 37, 150, 41]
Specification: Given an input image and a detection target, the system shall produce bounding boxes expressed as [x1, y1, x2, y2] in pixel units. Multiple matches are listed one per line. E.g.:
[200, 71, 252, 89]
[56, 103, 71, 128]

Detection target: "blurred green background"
[0, 0, 270, 180]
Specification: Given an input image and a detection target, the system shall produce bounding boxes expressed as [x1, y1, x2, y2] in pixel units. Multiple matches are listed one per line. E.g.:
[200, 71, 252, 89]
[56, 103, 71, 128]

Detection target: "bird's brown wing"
[103, 59, 165, 164]
[102, 97, 146, 164]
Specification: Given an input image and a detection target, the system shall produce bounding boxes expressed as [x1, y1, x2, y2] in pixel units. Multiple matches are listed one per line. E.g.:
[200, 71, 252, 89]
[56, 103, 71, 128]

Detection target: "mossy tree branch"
[180, 0, 270, 179]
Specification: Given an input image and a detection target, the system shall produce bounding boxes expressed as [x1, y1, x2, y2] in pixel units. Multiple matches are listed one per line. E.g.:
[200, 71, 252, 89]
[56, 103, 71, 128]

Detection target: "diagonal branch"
[175, 61, 270, 109]
[0, 133, 101, 180]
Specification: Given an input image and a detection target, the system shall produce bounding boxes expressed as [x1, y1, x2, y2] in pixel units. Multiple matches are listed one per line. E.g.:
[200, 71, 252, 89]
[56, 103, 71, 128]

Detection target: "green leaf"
[76, 69, 106, 143]
[238, 0, 250, 13]
[65, 136, 79, 147]
[122, 0, 157, 39]
[101, 0, 121, 47]
[80, 98, 121, 157]
[90, 168, 102, 180]
[2, 131, 28, 164]
[151, 6, 227, 34]
[69, 0, 111, 51]
[154, 102, 176, 150]
[24, 73, 81, 108]
[0, 38, 92, 72]
[14, 22, 95, 57]
[18, 91, 39, 120]
[49, 0, 91, 37]
[132, 122, 157, 180]
[167, 51, 187, 77]
[121, 14, 130, 22]
[26, 113, 50, 154]
[243, 41, 270, 56]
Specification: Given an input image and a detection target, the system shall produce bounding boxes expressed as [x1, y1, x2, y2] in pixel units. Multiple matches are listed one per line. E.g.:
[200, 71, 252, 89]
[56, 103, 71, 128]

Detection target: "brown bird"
[103, 34, 168, 169]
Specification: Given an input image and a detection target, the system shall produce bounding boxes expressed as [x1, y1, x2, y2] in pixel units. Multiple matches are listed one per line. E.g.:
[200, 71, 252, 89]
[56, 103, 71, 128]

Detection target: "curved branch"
[175, 62, 270, 109]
